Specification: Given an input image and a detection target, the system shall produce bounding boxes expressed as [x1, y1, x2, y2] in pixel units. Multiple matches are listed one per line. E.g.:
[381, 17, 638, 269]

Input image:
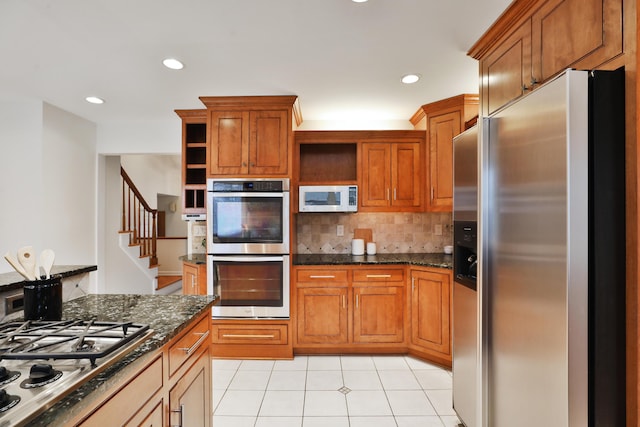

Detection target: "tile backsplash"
[296, 212, 452, 254]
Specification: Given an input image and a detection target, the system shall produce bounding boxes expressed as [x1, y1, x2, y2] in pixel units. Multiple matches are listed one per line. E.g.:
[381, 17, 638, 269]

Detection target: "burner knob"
[29, 364, 54, 380]
[0, 367, 7, 381]
[0, 389, 8, 405]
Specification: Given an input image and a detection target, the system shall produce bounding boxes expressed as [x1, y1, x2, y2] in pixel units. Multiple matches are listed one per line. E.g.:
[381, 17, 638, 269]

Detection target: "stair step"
[157, 275, 181, 290]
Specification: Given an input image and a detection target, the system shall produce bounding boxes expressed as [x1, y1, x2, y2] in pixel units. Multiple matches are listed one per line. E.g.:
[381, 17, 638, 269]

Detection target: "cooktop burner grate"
[0, 320, 150, 366]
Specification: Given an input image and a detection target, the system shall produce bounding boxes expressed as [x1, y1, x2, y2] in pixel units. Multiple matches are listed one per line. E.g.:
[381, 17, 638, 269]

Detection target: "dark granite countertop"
[29, 293, 217, 427]
[292, 253, 452, 269]
[0, 265, 97, 291]
[179, 253, 207, 264]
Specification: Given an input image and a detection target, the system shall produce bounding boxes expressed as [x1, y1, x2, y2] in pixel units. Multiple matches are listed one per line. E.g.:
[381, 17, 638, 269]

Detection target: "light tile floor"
[212, 355, 461, 427]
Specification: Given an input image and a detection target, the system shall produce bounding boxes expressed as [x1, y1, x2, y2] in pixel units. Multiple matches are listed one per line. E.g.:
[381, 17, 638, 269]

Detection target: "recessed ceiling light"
[163, 58, 184, 70]
[401, 74, 421, 84]
[352, 0, 368, 2]
[85, 96, 104, 104]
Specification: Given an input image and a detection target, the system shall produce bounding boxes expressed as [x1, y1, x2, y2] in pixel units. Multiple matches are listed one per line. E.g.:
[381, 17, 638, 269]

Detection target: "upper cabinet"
[411, 94, 479, 212]
[360, 140, 422, 211]
[176, 109, 208, 215]
[469, 0, 623, 116]
[200, 96, 301, 177]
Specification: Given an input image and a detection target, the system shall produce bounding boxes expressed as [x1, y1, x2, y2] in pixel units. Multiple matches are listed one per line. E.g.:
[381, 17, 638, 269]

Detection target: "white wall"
[0, 98, 97, 276]
[121, 154, 182, 209]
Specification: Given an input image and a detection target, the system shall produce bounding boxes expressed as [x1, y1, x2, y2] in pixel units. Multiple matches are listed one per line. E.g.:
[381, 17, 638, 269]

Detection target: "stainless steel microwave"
[298, 185, 358, 212]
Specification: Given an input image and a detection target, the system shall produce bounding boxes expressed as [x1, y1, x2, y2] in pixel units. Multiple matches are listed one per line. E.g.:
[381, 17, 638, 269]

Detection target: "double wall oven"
[207, 178, 290, 318]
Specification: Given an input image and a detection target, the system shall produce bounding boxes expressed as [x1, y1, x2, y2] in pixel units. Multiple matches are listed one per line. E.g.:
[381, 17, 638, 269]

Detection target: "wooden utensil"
[17, 246, 36, 281]
[3, 252, 31, 281]
[40, 249, 55, 279]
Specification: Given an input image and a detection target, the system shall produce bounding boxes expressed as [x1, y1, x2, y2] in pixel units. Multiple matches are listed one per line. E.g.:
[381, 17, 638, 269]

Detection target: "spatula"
[40, 249, 55, 280]
[3, 252, 31, 281]
[17, 246, 36, 281]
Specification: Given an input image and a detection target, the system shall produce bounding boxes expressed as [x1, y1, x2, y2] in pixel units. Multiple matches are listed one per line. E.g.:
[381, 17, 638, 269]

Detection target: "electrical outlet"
[337, 225, 345, 236]
[434, 224, 443, 236]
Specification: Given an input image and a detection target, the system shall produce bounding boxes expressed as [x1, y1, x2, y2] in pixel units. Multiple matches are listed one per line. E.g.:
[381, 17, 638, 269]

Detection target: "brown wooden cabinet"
[411, 94, 479, 212]
[169, 348, 211, 427]
[200, 96, 299, 177]
[294, 266, 405, 351]
[409, 267, 452, 367]
[360, 141, 422, 211]
[75, 310, 212, 427]
[469, 0, 623, 116]
[352, 269, 405, 344]
[176, 109, 208, 215]
[182, 261, 207, 295]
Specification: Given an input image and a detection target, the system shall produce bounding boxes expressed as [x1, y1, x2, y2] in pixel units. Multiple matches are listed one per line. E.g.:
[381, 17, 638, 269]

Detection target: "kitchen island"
[27, 293, 217, 427]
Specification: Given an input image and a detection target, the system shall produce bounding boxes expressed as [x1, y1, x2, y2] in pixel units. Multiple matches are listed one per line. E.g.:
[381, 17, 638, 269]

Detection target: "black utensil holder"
[24, 276, 62, 320]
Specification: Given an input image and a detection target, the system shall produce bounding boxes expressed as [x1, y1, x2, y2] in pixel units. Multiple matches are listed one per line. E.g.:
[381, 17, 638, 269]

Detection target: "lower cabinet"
[294, 266, 406, 351]
[169, 348, 211, 427]
[409, 267, 453, 367]
[294, 264, 452, 366]
[182, 261, 207, 295]
[75, 310, 212, 427]
[210, 319, 293, 359]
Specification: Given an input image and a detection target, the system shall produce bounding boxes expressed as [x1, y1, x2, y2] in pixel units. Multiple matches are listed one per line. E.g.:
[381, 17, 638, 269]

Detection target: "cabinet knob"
[250, 162, 255, 167]
[242, 162, 247, 167]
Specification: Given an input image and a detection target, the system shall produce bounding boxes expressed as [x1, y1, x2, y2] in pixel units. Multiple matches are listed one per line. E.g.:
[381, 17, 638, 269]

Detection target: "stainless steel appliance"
[207, 255, 290, 318]
[207, 178, 290, 254]
[482, 69, 625, 426]
[452, 124, 479, 427]
[298, 185, 358, 212]
[0, 319, 151, 427]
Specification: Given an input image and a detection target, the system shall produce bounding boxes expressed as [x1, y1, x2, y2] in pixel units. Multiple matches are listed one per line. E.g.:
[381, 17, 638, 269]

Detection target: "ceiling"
[0, 0, 512, 130]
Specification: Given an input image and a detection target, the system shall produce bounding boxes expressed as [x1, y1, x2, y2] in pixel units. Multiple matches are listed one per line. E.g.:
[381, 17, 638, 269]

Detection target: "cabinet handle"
[366, 274, 392, 278]
[431, 187, 434, 200]
[386, 188, 390, 200]
[412, 277, 415, 293]
[342, 295, 346, 309]
[393, 188, 397, 200]
[355, 294, 359, 308]
[171, 404, 185, 427]
[531, 77, 539, 86]
[223, 334, 275, 339]
[309, 275, 335, 279]
[178, 330, 210, 355]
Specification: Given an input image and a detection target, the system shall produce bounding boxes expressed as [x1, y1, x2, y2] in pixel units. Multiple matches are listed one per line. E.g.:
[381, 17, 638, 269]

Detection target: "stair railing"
[120, 167, 158, 267]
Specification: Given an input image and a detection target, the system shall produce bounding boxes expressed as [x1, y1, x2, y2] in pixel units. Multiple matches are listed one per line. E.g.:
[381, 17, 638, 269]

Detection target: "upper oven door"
[208, 190, 290, 254]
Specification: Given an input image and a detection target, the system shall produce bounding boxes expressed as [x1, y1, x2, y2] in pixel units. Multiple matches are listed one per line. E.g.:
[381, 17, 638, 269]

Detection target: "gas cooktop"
[0, 319, 152, 427]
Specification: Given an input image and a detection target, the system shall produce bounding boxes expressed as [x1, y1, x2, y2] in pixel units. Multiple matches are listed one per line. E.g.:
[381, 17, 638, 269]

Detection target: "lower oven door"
[207, 255, 290, 318]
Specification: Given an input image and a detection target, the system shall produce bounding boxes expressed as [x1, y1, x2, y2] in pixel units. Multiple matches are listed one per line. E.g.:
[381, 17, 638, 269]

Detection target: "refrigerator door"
[486, 70, 589, 427]
[452, 125, 478, 427]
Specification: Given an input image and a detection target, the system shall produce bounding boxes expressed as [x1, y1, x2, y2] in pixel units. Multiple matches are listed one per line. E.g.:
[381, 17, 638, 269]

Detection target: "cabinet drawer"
[212, 323, 288, 345]
[79, 355, 163, 426]
[353, 268, 404, 283]
[169, 315, 211, 376]
[296, 269, 349, 283]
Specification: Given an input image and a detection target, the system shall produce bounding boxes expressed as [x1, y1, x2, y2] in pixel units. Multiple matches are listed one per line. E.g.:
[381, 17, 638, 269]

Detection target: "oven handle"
[178, 330, 210, 356]
[209, 255, 287, 262]
[211, 191, 285, 198]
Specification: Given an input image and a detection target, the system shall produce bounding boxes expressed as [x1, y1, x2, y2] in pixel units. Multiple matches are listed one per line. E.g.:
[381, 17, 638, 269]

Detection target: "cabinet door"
[427, 111, 460, 212]
[361, 143, 391, 207]
[531, 0, 622, 83]
[410, 269, 451, 355]
[481, 21, 532, 115]
[391, 143, 421, 208]
[249, 110, 289, 175]
[169, 348, 211, 427]
[352, 285, 404, 344]
[209, 111, 250, 175]
[296, 287, 348, 344]
[182, 263, 198, 295]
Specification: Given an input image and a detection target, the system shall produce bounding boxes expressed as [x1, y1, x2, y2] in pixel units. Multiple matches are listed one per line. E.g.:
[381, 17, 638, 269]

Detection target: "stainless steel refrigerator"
[452, 124, 479, 427]
[481, 69, 626, 426]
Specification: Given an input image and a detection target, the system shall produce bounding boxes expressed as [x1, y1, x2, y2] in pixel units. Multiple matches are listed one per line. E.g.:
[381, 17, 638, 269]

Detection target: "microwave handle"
[209, 255, 287, 262]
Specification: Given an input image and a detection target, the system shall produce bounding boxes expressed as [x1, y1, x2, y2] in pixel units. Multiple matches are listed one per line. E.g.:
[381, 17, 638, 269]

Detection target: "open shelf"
[299, 143, 357, 183]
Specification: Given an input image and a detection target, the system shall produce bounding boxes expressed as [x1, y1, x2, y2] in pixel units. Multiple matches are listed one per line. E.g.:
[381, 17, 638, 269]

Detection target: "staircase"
[119, 167, 180, 294]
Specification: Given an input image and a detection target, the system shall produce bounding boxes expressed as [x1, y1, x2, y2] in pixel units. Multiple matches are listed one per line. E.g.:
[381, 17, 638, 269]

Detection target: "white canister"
[351, 239, 365, 255]
[366, 242, 377, 255]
